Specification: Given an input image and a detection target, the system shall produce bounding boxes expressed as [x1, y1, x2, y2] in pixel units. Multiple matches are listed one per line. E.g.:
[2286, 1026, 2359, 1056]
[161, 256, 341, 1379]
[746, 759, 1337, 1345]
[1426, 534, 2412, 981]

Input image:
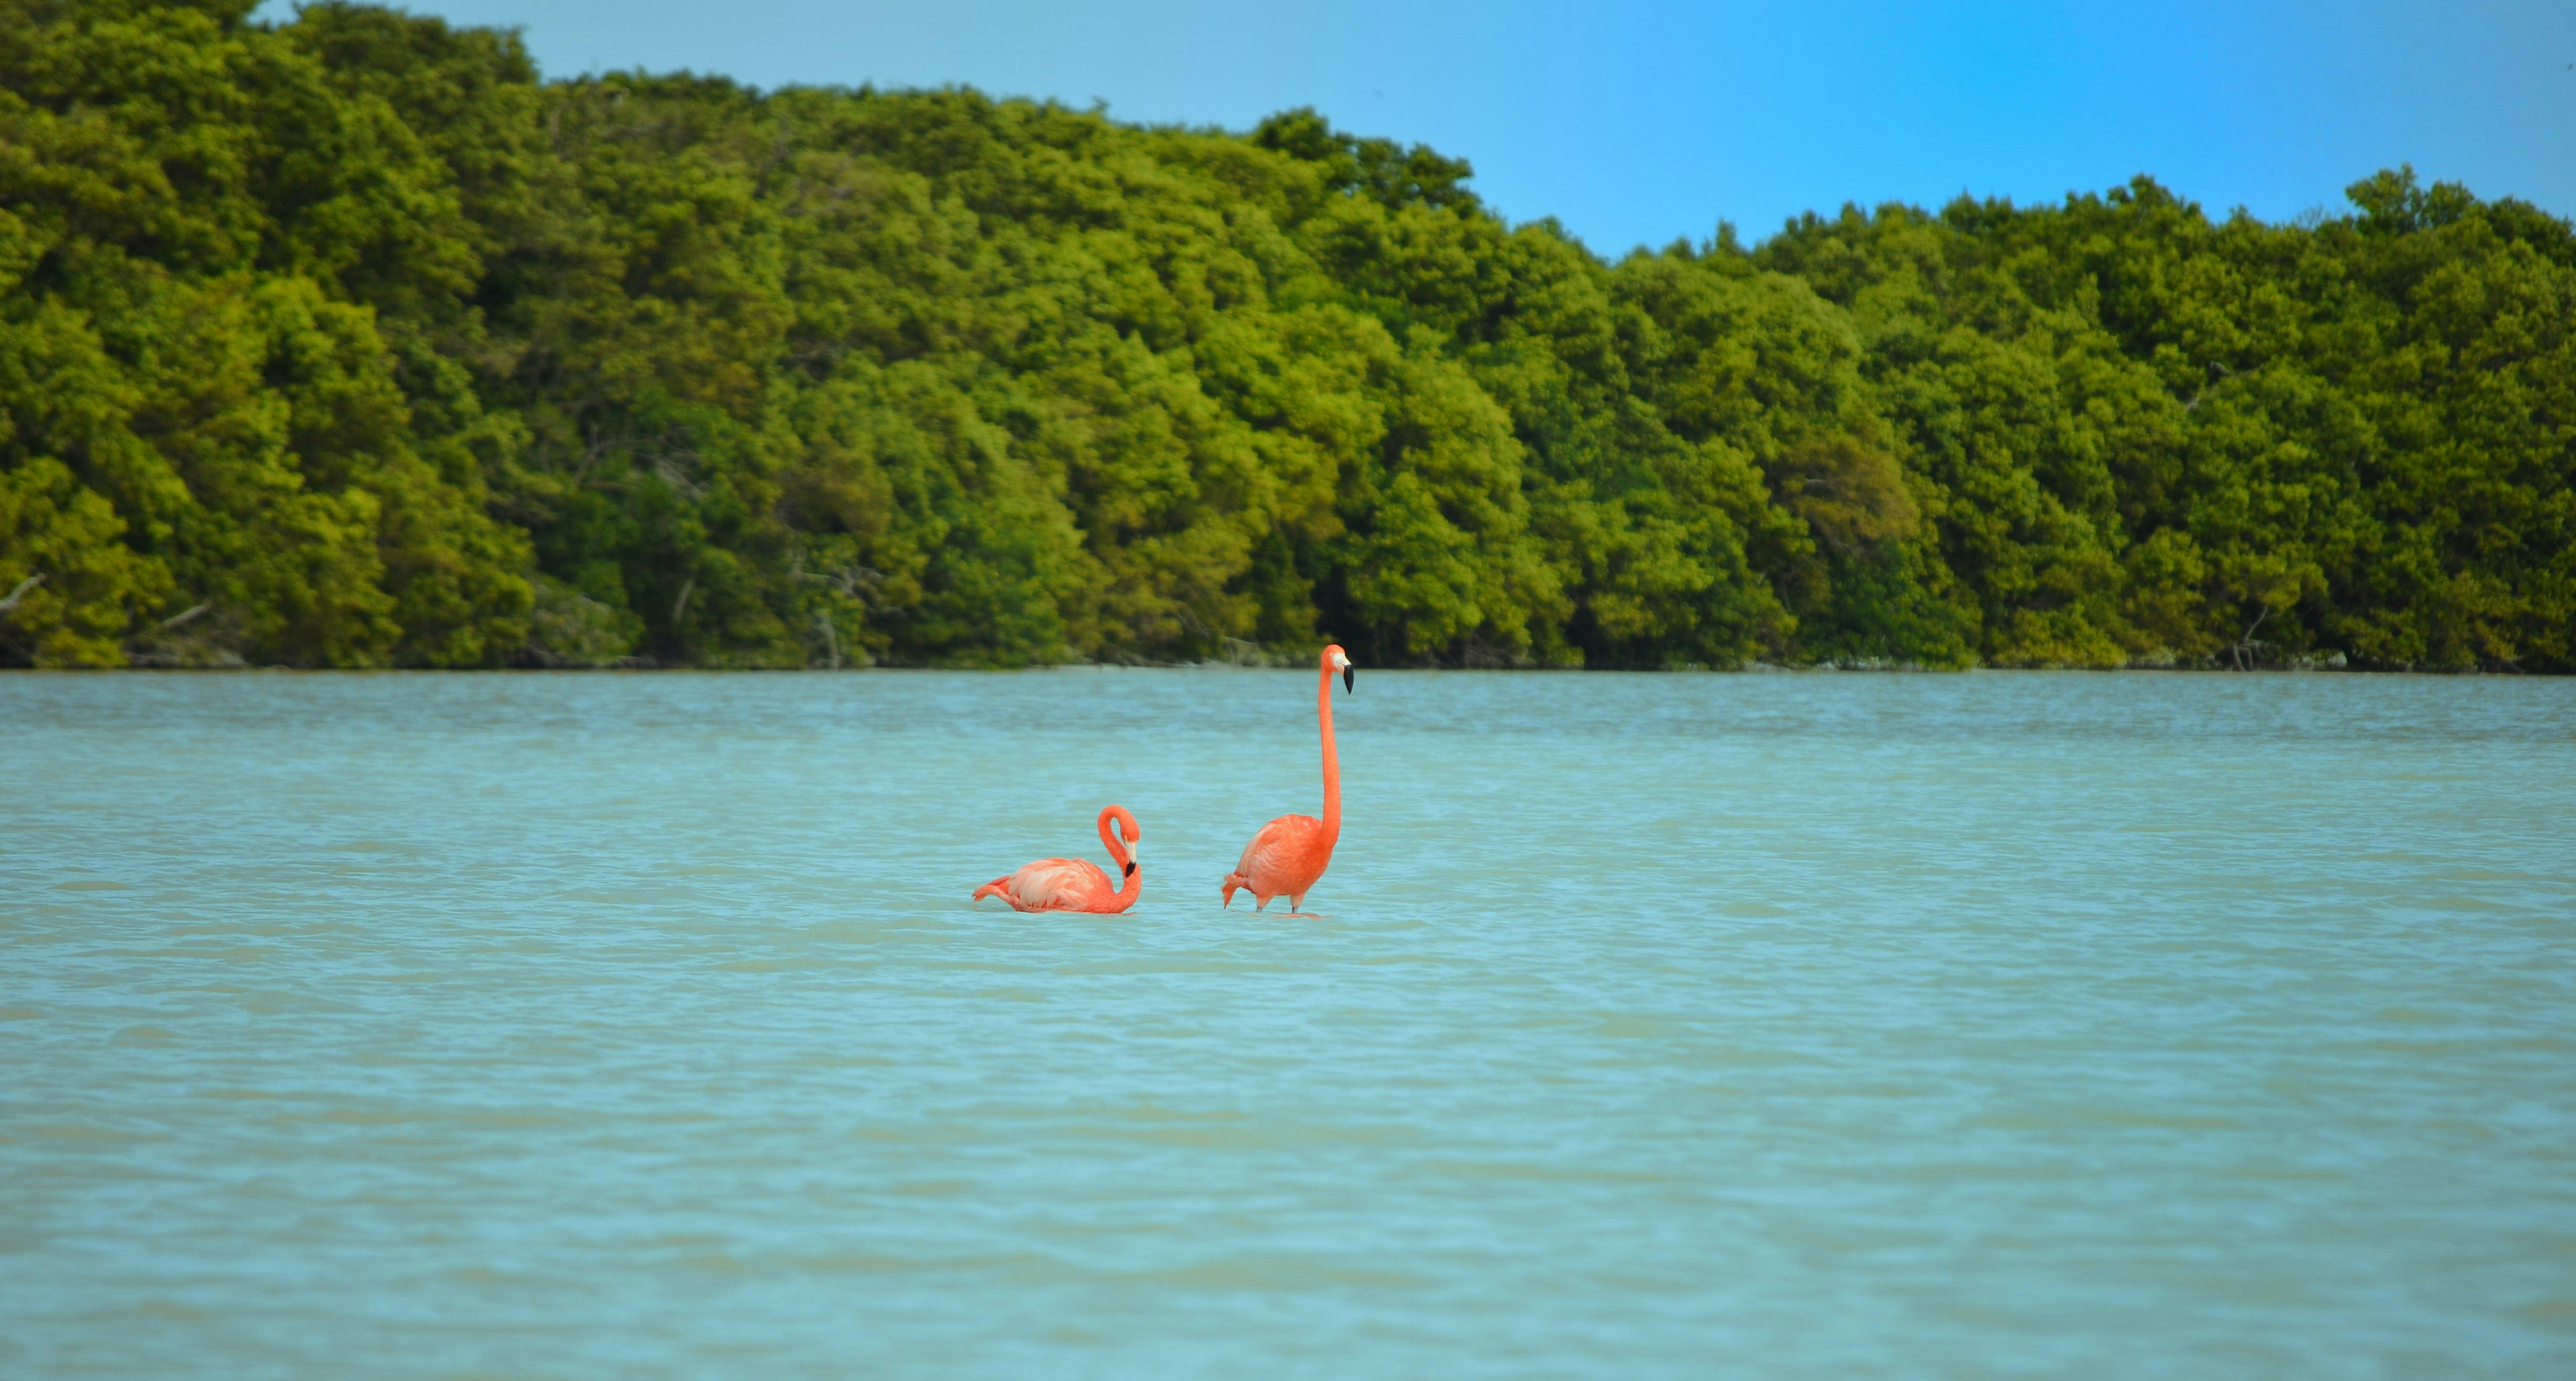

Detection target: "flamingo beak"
[1342, 665, 1354, 694]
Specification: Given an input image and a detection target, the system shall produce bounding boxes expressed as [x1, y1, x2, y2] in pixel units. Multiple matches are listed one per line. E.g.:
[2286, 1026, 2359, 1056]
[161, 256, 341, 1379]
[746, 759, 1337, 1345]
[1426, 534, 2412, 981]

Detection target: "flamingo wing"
[1235, 814, 1324, 891]
[1002, 857, 1114, 911]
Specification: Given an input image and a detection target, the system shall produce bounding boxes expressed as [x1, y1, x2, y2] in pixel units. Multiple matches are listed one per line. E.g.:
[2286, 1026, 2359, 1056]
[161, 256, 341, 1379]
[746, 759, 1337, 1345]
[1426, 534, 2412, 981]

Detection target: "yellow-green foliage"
[0, 0, 529, 666]
[2, 1, 2570, 669]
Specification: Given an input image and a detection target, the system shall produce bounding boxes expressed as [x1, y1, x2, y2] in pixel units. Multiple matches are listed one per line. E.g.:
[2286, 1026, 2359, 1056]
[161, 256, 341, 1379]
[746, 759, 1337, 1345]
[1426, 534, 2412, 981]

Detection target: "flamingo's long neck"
[1318, 658, 1341, 846]
[1098, 809, 1142, 907]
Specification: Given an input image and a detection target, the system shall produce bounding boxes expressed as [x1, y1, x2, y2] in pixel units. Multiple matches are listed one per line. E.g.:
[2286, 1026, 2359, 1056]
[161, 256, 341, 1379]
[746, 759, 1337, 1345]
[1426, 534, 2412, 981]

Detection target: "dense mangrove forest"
[3, 0, 2570, 670]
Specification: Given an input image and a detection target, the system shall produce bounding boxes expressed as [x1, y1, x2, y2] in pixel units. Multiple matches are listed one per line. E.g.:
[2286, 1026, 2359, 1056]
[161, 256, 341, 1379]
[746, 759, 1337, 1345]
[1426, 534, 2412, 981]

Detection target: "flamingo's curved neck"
[1097, 808, 1142, 907]
[1318, 657, 1341, 845]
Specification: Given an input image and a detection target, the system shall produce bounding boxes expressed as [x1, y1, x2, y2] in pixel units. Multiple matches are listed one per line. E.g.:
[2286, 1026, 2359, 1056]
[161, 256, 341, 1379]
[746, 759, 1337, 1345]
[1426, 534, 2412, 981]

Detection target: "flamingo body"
[1222, 813, 1331, 912]
[1223, 645, 1352, 916]
[974, 805, 1142, 914]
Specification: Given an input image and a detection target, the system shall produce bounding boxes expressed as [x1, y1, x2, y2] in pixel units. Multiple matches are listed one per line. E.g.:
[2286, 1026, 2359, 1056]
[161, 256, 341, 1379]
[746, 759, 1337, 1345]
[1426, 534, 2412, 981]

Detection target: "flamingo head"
[1324, 644, 1353, 694]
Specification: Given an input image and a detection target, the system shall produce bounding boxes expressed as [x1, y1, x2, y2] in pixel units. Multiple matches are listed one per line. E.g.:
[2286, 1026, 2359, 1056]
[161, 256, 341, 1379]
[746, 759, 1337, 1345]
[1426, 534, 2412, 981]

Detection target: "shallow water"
[4, 669, 2572, 1378]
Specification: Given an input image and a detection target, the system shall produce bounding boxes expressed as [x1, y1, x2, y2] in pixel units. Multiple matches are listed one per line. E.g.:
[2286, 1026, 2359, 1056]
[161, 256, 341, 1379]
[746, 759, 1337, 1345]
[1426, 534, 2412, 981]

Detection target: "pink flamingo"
[972, 805, 1142, 913]
[1223, 644, 1353, 916]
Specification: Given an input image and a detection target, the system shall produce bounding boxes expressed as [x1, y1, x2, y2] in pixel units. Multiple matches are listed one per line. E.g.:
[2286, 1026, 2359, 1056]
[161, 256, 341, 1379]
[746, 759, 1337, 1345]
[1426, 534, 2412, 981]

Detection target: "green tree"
[2, 3, 2569, 672]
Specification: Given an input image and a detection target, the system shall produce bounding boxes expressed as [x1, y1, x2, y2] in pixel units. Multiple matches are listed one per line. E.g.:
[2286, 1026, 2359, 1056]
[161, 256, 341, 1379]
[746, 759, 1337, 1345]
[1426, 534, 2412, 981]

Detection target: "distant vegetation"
[4, 1, 2570, 670]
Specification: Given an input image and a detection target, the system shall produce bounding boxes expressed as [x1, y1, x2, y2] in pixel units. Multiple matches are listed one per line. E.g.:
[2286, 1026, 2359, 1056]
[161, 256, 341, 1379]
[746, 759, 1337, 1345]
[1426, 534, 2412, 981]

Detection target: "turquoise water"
[4, 670, 2572, 1377]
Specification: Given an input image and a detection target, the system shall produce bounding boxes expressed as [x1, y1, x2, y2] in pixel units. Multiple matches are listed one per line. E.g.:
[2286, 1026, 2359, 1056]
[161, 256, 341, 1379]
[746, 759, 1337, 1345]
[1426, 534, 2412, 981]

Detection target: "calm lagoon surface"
[4, 670, 2573, 1378]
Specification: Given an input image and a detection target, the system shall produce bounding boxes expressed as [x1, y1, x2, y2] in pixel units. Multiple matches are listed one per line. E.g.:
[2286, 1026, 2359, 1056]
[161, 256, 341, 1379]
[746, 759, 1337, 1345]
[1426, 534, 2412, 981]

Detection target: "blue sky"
[255, 0, 2576, 257]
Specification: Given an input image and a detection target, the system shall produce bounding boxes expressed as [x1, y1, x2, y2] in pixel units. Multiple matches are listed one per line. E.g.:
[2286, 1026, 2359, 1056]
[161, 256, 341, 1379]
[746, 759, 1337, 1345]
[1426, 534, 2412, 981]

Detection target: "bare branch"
[795, 565, 885, 603]
[2229, 607, 2274, 671]
[816, 609, 841, 670]
[0, 573, 42, 614]
[158, 602, 209, 630]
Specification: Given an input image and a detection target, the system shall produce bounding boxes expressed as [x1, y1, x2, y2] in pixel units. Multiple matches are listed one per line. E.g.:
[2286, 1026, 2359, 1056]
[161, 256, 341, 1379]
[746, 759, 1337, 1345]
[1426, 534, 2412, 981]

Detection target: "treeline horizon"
[3, 0, 2570, 672]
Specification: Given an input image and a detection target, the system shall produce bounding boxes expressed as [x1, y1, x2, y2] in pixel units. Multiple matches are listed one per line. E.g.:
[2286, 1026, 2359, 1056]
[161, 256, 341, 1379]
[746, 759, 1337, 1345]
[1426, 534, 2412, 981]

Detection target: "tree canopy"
[4, 0, 2569, 670]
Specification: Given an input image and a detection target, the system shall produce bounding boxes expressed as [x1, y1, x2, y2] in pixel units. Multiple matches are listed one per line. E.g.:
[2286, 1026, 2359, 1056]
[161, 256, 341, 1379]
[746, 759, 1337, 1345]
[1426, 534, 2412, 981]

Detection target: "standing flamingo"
[972, 805, 1142, 913]
[1223, 644, 1354, 916]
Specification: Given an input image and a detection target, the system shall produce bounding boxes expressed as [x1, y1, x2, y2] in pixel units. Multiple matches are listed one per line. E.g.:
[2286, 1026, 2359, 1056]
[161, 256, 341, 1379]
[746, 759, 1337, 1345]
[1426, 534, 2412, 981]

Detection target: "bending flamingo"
[972, 805, 1142, 914]
[1223, 644, 1353, 916]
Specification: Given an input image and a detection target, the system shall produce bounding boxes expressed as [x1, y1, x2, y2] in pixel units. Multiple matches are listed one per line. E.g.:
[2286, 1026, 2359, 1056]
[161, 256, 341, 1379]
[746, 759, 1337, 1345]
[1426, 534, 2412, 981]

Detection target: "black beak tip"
[1123, 861, 1137, 876]
[1342, 667, 1354, 693]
